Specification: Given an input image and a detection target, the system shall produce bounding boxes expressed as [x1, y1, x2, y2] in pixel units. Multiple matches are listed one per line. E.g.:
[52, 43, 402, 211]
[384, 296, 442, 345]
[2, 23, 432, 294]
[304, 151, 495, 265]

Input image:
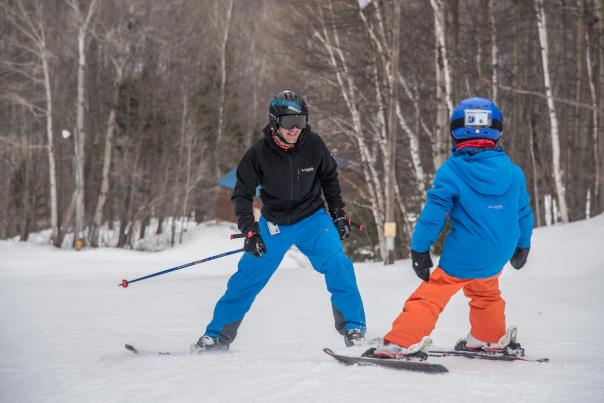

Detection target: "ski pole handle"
[230, 221, 365, 239]
[118, 248, 244, 288]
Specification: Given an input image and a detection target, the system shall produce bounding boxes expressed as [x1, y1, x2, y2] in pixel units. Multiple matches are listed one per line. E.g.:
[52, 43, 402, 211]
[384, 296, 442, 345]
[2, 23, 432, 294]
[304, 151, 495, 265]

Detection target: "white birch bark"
[179, 93, 194, 244]
[214, 0, 234, 172]
[358, 7, 426, 195]
[314, 2, 387, 257]
[67, 0, 98, 244]
[91, 65, 122, 246]
[597, 0, 604, 211]
[585, 29, 600, 209]
[42, 46, 59, 246]
[528, 117, 542, 227]
[489, 0, 499, 103]
[534, 0, 569, 223]
[431, 0, 453, 169]
[7, 1, 60, 246]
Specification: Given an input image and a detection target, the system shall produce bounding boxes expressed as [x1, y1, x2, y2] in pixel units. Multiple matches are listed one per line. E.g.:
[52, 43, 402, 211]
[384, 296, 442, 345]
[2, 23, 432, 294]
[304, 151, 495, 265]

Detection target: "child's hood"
[446, 148, 514, 196]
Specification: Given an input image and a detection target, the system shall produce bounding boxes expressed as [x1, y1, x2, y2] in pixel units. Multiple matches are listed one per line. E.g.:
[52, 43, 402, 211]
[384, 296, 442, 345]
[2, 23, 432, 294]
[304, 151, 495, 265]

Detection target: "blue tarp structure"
[215, 168, 238, 190]
[215, 168, 261, 196]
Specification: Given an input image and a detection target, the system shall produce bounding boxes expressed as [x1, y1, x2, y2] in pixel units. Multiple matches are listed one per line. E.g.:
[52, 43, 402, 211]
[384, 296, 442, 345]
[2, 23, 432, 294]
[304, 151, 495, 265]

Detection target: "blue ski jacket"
[411, 147, 534, 279]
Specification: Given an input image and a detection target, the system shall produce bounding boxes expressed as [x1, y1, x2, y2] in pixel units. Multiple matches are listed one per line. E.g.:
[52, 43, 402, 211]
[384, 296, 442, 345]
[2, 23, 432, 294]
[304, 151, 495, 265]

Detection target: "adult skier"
[373, 97, 534, 359]
[191, 90, 366, 352]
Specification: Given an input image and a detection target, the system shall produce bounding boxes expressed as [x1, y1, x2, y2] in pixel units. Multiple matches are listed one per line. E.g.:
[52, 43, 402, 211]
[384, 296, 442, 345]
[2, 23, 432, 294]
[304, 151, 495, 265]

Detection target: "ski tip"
[323, 347, 336, 356]
[124, 344, 138, 354]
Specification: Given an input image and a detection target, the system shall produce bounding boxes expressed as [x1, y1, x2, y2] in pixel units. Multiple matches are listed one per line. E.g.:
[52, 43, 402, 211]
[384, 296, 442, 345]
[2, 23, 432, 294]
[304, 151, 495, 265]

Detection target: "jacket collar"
[263, 124, 311, 153]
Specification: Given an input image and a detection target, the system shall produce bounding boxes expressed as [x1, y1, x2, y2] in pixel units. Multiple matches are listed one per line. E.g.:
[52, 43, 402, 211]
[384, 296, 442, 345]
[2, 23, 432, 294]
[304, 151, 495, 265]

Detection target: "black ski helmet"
[268, 90, 309, 132]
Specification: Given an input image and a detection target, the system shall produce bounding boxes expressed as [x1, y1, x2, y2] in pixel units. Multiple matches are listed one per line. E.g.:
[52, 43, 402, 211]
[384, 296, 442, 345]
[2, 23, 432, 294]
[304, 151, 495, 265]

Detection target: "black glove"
[244, 230, 267, 257]
[330, 208, 351, 241]
[411, 250, 433, 282]
[510, 247, 530, 270]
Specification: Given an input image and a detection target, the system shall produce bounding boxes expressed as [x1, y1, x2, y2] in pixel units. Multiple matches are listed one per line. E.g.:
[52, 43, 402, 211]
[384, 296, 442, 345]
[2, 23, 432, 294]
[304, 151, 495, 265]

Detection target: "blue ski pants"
[204, 209, 366, 344]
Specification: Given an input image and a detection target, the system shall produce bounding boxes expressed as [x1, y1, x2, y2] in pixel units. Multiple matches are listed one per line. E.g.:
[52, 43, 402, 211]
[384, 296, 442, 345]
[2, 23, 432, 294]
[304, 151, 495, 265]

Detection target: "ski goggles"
[279, 114, 307, 130]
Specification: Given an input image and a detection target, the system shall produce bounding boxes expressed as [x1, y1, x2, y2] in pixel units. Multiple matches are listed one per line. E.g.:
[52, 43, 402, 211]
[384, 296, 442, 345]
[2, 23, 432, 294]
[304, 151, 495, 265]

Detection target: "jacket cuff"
[241, 221, 259, 234]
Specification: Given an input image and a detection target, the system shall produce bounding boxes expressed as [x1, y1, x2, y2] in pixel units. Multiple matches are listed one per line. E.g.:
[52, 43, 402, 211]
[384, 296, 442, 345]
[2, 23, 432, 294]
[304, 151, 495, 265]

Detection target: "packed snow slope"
[1, 217, 603, 403]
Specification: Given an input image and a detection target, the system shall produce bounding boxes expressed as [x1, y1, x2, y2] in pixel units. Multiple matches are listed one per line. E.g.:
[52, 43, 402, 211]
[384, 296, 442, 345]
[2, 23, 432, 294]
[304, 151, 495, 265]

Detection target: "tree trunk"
[585, 21, 599, 220]
[431, 0, 453, 169]
[510, 0, 521, 158]
[384, 0, 401, 265]
[42, 54, 59, 247]
[74, 27, 87, 246]
[528, 114, 542, 227]
[70, 0, 97, 247]
[489, 0, 499, 103]
[214, 0, 234, 176]
[358, 7, 426, 194]
[534, 0, 569, 223]
[571, 0, 587, 219]
[314, 1, 388, 257]
[90, 69, 121, 247]
[597, 0, 604, 213]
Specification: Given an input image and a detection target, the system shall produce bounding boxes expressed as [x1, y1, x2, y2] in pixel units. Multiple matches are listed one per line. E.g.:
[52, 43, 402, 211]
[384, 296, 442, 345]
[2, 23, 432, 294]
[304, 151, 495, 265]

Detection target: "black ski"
[323, 348, 448, 374]
[125, 344, 173, 356]
[428, 349, 549, 363]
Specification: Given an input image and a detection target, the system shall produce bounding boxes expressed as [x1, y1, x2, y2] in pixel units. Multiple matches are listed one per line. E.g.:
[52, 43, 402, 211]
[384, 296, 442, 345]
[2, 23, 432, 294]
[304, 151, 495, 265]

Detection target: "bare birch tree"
[213, 0, 234, 175]
[65, 0, 98, 245]
[358, 5, 426, 195]
[2, 1, 60, 246]
[431, 0, 453, 169]
[90, 19, 128, 246]
[597, 0, 604, 212]
[534, 0, 569, 223]
[489, 0, 499, 104]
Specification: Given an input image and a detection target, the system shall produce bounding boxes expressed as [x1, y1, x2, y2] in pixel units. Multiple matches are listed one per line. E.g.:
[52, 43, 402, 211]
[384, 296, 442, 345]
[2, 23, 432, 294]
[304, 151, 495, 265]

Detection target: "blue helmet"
[450, 97, 503, 142]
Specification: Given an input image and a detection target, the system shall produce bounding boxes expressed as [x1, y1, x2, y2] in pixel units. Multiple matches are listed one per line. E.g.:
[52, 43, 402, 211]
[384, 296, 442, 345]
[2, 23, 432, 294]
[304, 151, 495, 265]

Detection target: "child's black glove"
[244, 230, 267, 257]
[510, 247, 530, 270]
[411, 250, 433, 281]
[330, 208, 351, 241]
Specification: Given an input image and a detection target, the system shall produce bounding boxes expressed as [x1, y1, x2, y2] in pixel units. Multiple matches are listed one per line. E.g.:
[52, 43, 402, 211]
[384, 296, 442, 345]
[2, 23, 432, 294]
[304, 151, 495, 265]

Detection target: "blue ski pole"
[118, 248, 244, 288]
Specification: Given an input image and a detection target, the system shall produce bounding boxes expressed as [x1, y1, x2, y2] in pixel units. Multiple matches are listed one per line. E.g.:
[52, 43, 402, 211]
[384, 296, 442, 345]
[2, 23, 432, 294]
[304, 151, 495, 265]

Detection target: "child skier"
[374, 97, 534, 359]
[191, 90, 366, 352]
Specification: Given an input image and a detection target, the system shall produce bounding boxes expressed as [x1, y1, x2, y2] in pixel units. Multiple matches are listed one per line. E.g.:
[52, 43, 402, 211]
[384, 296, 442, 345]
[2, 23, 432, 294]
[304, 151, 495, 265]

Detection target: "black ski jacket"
[231, 125, 345, 233]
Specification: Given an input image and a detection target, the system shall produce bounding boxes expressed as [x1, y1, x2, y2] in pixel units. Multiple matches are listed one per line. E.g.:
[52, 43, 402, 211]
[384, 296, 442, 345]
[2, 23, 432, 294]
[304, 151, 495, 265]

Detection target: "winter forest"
[1, 0, 603, 260]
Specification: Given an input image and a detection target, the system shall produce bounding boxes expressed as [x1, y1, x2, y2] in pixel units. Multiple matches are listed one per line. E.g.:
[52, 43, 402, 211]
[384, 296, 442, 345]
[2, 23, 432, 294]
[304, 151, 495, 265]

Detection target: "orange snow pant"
[384, 267, 506, 348]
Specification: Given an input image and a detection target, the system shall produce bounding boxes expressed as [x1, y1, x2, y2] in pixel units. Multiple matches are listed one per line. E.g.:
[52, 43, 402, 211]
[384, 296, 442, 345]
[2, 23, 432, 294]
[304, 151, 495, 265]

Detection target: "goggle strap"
[450, 118, 502, 132]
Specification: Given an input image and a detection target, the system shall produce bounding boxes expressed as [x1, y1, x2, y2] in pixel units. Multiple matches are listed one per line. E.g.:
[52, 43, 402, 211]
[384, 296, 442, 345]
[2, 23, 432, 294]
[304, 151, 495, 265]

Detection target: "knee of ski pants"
[236, 251, 282, 281]
[300, 220, 350, 275]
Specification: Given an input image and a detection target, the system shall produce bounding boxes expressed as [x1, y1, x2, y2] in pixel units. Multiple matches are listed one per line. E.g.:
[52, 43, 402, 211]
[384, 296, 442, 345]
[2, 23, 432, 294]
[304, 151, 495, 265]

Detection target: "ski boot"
[455, 326, 525, 356]
[190, 335, 229, 353]
[370, 336, 432, 360]
[343, 328, 366, 347]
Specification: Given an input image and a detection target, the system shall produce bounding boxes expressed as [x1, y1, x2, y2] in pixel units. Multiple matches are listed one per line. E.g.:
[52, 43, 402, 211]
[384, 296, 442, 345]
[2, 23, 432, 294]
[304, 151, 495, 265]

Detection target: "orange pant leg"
[462, 275, 506, 343]
[384, 268, 468, 348]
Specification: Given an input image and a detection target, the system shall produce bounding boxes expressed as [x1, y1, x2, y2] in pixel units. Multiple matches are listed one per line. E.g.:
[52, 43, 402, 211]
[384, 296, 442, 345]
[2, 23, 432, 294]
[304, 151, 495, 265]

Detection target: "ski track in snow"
[1, 218, 603, 402]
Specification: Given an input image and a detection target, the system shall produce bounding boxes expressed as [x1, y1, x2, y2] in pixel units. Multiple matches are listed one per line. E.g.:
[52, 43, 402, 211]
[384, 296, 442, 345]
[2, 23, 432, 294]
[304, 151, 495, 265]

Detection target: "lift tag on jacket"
[267, 221, 280, 236]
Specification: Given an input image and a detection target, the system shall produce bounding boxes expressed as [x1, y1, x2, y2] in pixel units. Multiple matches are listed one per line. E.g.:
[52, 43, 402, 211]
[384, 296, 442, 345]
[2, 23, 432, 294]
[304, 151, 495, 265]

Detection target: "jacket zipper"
[288, 154, 294, 224]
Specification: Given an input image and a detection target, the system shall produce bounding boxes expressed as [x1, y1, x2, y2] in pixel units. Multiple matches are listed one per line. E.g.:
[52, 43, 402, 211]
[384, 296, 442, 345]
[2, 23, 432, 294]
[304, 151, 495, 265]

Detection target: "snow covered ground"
[1, 217, 603, 403]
